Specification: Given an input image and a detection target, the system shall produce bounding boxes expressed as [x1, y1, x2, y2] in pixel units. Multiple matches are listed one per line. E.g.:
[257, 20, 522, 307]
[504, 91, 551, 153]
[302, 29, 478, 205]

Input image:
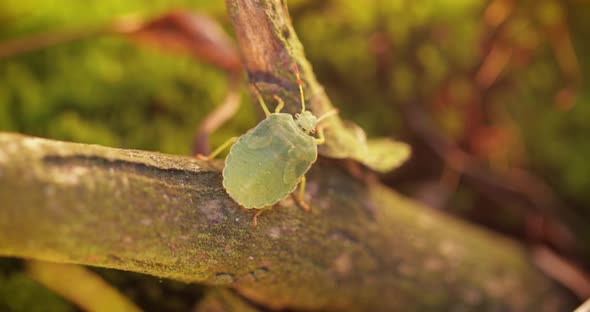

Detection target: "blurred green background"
[1, 0, 589, 310]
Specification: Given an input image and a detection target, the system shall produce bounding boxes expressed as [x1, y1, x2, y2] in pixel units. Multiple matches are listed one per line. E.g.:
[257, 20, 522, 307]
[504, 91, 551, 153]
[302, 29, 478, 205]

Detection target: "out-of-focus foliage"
[0, 0, 255, 156]
[27, 261, 142, 311]
[292, 0, 481, 136]
[292, 0, 590, 243]
[92, 267, 206, 311]
[516, 2, 590, 206]
[0, 259, 75, 312]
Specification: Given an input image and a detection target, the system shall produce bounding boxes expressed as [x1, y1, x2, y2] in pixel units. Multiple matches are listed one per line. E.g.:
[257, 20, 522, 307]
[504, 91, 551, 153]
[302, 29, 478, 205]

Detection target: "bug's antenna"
[293, 64, 306, 114]
[317, 109, 339, 123]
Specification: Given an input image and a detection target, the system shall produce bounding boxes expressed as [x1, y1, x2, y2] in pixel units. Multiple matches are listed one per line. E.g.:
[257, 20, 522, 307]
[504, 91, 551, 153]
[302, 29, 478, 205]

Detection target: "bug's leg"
[315, 126, 326, 145]
[252, 209, 265, 229]
[312, 109, 338, 146]
[192, 75, 241, 155]
[296, 176, 311, 213]
[291, 187, 312, 213]
[272, 95, 285, 113]
[251, 84, 271, 117]
[298, 175, 307, 203]
[196, 136, 238, 160]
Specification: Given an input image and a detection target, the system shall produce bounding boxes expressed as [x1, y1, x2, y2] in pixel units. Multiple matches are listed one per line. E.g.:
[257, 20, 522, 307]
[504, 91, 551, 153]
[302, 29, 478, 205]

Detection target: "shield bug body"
[201, 65, 336, 223]
[223, 112, 318, 208]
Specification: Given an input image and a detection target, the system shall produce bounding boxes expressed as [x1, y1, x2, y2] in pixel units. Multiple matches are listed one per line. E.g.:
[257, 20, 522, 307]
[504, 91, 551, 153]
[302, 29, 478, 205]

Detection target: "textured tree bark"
[0, 133, 574, 311]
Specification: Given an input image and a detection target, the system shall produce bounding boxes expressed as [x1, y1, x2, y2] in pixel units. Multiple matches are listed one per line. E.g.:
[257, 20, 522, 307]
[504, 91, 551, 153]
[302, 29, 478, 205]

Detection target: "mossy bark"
[0, 133, 573, 311]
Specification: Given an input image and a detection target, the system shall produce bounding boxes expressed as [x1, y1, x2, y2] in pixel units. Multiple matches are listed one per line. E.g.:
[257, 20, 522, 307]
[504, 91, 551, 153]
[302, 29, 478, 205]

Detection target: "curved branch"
[0, 133, 573, 311]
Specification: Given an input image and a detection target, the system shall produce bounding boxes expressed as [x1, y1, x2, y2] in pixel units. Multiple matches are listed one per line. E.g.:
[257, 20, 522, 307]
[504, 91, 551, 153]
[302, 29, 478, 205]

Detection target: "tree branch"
[228, 0, 379, 162]
[0, 133, 573, 310]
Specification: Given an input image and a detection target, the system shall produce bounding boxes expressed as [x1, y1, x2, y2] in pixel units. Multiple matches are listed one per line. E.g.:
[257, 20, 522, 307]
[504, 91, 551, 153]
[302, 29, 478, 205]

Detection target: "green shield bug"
[200, 64, 337, 226]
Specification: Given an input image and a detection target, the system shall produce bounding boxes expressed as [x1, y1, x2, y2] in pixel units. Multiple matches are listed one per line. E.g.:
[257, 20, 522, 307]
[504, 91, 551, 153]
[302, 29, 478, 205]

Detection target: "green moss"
[0, 1, 252, 156]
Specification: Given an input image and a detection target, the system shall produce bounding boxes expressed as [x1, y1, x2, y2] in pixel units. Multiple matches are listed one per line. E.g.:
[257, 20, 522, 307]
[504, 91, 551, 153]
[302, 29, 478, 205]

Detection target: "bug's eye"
[295, 113, 300, 119]
[311, 128, 316, 134]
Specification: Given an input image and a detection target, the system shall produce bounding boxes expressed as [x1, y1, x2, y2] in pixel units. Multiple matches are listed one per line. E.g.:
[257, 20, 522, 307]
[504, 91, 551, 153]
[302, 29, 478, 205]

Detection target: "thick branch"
[0, 133, 573, 311]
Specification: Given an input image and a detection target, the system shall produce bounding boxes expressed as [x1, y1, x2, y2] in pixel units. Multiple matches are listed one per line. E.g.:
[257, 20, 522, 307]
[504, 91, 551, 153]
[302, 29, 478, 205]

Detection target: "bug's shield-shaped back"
[283, 146, 311, 184]
[222, 114, 317, 208]
[246, 132, 273, 149]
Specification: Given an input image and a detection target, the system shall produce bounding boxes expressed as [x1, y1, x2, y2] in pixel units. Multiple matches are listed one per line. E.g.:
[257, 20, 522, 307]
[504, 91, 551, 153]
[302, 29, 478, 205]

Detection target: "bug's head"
[291, 64, 338, 136]
[295, 111, 318, 135]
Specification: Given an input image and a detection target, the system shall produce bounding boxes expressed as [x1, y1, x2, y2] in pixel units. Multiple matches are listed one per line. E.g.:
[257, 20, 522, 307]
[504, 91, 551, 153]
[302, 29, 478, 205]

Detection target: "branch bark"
[0, 133, 573, 311]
